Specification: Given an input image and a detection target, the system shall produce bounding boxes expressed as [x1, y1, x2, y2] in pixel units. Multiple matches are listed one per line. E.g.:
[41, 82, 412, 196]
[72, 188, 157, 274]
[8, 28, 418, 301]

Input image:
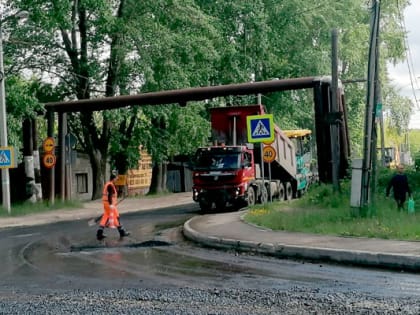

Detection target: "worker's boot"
[118, 227, 130, 238]
[96, 228, 106, 240]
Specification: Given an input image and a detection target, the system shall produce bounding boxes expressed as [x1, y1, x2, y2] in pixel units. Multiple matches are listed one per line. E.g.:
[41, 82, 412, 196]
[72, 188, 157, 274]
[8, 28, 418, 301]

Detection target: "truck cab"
[192, 145, 255, 211]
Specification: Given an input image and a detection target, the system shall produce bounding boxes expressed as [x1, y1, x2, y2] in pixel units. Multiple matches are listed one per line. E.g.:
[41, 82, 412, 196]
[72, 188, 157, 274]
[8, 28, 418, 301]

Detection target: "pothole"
[69, 240, 172, 252]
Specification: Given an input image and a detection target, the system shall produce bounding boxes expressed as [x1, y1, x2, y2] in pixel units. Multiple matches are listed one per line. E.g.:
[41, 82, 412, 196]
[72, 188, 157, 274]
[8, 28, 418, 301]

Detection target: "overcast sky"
[387, 1, 420, 129]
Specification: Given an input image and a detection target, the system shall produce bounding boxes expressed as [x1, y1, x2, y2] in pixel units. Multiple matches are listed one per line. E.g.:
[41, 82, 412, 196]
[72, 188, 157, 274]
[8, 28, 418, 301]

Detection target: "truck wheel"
[215, 199, 226, 211]
[247, 186, 256, 206]
[258, 185, 268, 204]
[285, 182, 293, 201]
[199, 200, 212, 212]
[233, 199, 245, 210]
[278, 184, 285, 201]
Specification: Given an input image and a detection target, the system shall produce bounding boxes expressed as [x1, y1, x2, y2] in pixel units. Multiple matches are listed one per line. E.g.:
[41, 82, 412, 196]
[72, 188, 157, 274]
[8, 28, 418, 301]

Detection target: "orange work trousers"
[99, 203, 121, 228]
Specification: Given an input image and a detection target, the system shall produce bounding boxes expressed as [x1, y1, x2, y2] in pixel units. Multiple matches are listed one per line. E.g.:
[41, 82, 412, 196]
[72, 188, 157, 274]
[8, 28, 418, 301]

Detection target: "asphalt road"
[1, 200, 420, 313]
[0, 201, 419, 295]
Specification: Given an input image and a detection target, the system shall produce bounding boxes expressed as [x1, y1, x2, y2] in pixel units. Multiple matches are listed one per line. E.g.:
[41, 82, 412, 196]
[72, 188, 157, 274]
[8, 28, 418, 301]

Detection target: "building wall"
[71, 152, 93, 201]
[167, 162, 193, 192]
[68, 151, 191, 201]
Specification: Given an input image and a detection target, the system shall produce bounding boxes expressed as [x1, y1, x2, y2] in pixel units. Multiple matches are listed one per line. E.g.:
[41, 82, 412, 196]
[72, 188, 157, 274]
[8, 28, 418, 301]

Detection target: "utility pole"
[331, 28, 341, 193]
[0, 19, 11, 213]
[47, 110, 55, 206]
[58, 112, 67, 201]
[360, 0, 380, 208]
[0, 11, 29, 213]
[371, 27, 382, 208]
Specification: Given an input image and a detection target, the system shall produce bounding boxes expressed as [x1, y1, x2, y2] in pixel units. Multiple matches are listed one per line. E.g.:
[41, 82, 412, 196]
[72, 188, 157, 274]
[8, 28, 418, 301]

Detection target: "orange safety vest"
[100, 181, 120, 228]
[102, 181, 117, 205]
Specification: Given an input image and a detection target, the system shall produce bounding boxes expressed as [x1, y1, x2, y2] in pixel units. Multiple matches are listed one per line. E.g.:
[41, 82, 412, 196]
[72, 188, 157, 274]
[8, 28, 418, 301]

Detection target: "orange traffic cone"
[107, 210, 118, 228]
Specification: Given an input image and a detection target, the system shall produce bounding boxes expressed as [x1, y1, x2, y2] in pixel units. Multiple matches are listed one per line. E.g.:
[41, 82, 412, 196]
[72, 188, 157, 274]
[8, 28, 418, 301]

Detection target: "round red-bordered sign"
[263, 146, 276, 163]
[43, 137, 55, 153]
[43, 153, 56, 168]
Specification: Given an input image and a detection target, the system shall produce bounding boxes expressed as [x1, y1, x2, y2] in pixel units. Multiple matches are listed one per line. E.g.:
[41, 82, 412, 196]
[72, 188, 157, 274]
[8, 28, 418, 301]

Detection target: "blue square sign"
[246, 114, 274, 143]
[0, 147, 14, 168]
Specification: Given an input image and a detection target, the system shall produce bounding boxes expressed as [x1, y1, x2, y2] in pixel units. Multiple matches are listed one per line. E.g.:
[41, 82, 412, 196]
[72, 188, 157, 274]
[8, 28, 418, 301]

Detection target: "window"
[243, 152, 252, 167]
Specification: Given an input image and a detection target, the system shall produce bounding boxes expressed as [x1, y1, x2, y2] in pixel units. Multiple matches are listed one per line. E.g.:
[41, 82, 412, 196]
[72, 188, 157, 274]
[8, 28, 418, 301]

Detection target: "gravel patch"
[0, 287, 419, 314]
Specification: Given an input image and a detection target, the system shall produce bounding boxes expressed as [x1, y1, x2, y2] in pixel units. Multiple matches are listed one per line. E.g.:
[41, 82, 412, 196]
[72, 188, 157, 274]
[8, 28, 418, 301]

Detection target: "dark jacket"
[386, 174, 411, 199]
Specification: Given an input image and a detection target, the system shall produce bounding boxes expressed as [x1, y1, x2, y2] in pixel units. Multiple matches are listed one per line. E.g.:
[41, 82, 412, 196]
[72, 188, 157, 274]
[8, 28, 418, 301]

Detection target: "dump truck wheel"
[278, 184, 285, 201]
[258, 185, 268, 204]
[215, 198, 226, 211]
[199, 199, 212, 212]
[247, 186, 256, 206]
[285, 182, 293, 200]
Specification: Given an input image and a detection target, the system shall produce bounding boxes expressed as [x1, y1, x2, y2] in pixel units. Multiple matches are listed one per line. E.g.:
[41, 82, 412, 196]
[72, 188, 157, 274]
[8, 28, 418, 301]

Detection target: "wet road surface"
[1, 203, 420, 305]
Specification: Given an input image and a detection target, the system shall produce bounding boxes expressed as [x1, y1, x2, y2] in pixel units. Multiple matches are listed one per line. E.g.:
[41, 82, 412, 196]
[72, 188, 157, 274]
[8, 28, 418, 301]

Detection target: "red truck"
[192, 104, 314, 211]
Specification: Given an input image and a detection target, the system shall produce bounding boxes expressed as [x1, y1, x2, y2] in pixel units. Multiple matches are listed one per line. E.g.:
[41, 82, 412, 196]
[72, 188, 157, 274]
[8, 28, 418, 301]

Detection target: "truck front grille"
[198, 174, 236, 183]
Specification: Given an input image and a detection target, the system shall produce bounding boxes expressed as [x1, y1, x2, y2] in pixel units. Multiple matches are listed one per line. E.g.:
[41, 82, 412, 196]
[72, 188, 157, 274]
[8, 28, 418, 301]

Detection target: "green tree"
[196, 0, 409, 148]
[5, 0, 411, 199]
[8, 0, 216, 198]
[5, 77, 45, 148]
[383, 87, 413, 135]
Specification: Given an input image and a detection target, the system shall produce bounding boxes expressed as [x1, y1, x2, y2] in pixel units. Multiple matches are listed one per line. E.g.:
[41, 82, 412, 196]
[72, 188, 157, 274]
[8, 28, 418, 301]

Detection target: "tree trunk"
[89, 148, 107, 200]
[148, 162, 168, 194]
[22, 119, 35, 202]
[161, 162, 168, 192]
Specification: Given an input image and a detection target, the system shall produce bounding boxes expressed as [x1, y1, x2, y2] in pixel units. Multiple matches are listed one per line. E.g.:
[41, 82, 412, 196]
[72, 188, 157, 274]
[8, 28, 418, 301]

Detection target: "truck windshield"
[195, 151, 241, 170]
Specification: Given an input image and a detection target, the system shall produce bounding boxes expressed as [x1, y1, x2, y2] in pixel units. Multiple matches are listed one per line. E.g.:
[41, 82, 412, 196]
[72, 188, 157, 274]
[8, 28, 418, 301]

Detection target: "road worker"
[96, 174, 130, 240]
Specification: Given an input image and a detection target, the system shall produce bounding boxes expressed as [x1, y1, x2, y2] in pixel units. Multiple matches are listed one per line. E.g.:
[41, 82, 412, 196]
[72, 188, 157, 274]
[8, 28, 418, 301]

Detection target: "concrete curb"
[183, 216, 420, 271]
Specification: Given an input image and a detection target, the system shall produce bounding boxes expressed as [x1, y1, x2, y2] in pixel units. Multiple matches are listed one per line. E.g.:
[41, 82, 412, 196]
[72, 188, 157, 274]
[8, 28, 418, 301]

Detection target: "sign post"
[263, 144, 276, 202]
[0, 146, 16, 214]
[42, 137, 56, 168]
[247, 114, 274, 204]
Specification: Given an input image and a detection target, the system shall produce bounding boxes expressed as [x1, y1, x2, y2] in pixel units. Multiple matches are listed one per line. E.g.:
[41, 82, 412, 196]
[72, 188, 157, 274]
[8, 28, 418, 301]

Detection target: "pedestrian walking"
[386, 164, 412, 211]
[96, 174, 130, 240]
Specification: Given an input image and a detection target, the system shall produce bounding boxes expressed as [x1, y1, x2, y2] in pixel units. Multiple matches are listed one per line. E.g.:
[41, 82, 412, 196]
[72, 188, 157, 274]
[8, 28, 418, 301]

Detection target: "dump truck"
[191, 104, 315, 211]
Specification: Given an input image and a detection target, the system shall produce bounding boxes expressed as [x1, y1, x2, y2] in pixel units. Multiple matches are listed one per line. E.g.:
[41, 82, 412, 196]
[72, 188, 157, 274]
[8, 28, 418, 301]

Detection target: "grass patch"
[0, 200, 83, 217]
[244, 180, 420, 241]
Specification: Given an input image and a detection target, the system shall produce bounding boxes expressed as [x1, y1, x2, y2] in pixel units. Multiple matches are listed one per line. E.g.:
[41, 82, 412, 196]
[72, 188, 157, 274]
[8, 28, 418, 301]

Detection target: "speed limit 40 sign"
[263, 146, 276, 163]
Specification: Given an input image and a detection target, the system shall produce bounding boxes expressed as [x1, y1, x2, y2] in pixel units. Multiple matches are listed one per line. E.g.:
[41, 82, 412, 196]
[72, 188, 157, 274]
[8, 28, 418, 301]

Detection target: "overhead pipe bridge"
[44, 76, 350, 201]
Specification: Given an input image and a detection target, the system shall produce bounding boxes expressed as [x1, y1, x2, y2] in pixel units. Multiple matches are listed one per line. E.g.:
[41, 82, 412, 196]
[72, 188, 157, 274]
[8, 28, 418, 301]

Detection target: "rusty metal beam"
[45, 77, 318, 113]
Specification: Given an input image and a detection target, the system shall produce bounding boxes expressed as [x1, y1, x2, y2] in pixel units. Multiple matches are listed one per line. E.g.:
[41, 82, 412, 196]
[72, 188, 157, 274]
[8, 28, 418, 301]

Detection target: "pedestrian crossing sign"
[246, 114, 274, 143]
[0, 146, 15, 169]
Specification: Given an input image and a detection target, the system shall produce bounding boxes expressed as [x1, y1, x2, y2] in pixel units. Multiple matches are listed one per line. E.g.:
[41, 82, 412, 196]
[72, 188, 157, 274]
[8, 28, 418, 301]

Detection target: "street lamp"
[0, 11, 28, 213]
